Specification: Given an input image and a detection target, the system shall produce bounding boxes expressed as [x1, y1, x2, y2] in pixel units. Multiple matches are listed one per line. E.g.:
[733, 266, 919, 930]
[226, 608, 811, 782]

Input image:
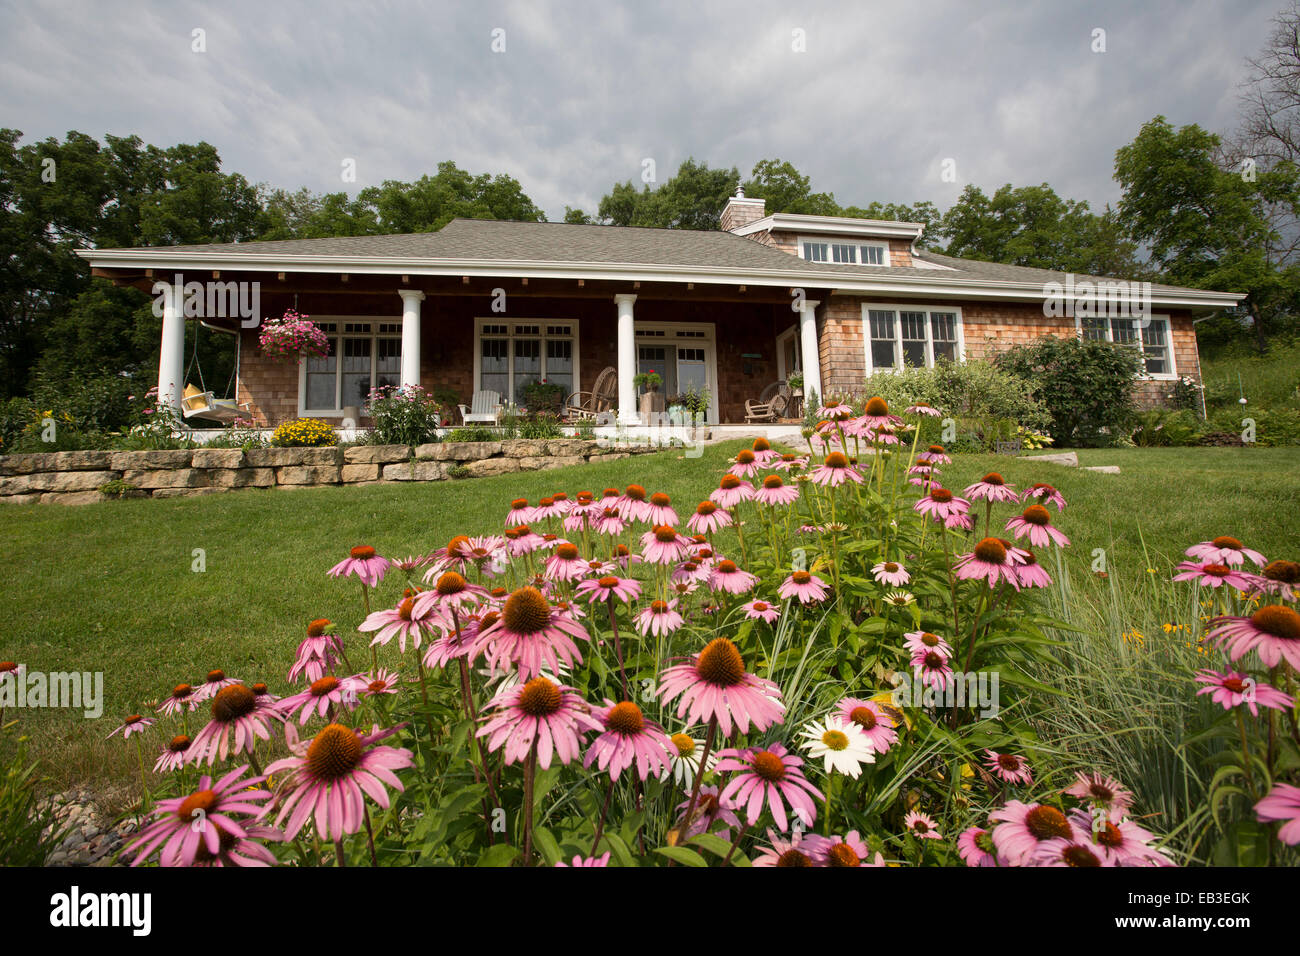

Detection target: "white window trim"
[799, 235, 891, 267]
[633, 321, 719, 424]
[1073, 312, 1177, 381]
[775, 324, 800, 380]
[861, 303, 965, 374]
[298, 316, 402, 417]
[473, 317, 581, 406]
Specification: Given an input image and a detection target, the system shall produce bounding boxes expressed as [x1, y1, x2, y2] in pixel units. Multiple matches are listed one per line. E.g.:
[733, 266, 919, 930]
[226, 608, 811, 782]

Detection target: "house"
[78, 190, 1244, 429]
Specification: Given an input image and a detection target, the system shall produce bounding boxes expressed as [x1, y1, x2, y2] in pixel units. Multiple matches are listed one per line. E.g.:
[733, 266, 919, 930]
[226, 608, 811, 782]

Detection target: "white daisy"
[662, 730, 718, 788]
[799, 715, 876, 779]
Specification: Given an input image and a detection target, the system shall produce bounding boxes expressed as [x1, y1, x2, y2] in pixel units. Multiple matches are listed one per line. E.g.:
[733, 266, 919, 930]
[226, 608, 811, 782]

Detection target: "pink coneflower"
[634, 599, 685, 637]
[658, 637, 785, 737]
[1173, 560, 1257, 590]
[157, 683, 200, 716]
[360, 668, 401, 699]
[674, 784, 743, 840]
[989, 800, 1078, 865]
[872, 560, 911, 588]
[1207, 605, 1300, 671]
[904, 810, 942, 840]
[414, 570, 491, 616]
[917, 444, 952, 465]
[905, 402, 942, 417]
[750, 437, 781, 465]
[908, 463, 938, 487]
[985, 750, 1034, 786]
[963, 472, 1019, 503]
[957, 826, 998, 867]
[453, 534, 510, 575]
[771, 452, 809, 471]
[752, 829, 826, 867]
[1015, 550, 1053, 589]
[914, 486, 971, 528]
[391, 553, 434, 575]
[328, 545, 390, 588]
[1254, 559, 1300, 601]
[1195, 670, 1294, 716]
[810, 830, 875, 867]
[809, 451, 863, 488]
[1064, 771, 1134, 816]
[778, 570, 829, 604]
[268, 723, 413, 840]
[504, 524, 546, 556]
[954, 538, 1026, 590]
[1005, 505, 1070, 549]
[617, 484, 651, 523]
[290, 619, 345, 684]
[423, 610, 492, 670]
[728, 448, 763, 479]
[1065, 809, 1173, 866]
[1255, 783, 1300, 845]
[555, 852, 611, 867]
[710, 473, 756, 509]
[913, 650, 954, 689]
[591, 506, 625, 537]
[1185, 535, 1267, 568]
[742, 599, 780, 624]
[575, 574, 642, 604]
[641, 524, 690, 565]
[584, 700, 675, 781]
[478, 676, 601, 768]
[903, 630, 953, 660]
[154, 735, 193, 773]
[192, 669, 239, 702]
[359, 597, 442, 654]
[108, 714, 155, 740]
[1030, 837, 1108, 867]
[544, 541, 589, 582]
[276, 674, 365, 726]
[125, 765, 272, 867]
[1021, 482, 1067, 511]
[716, 743, 822, 832]
[754, 473, 800, 506]
[471, 586, 590, 680]
[187, 684, 280, 766]
[818, 401, 853, 418]
[504, 497, 535, 526]
[671, 560, 710, 586]
[686, 500, 732, 535]
[641, 492, 679, 527]
[708, 559, 758, 595]
[836, 697, 899, 754]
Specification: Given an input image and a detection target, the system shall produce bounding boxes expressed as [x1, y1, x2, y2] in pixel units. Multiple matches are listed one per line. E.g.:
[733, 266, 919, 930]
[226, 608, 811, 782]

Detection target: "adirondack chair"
[458, 390, 503, 425]
[563, 367, 618, 422]
[744, 381, 791, 424]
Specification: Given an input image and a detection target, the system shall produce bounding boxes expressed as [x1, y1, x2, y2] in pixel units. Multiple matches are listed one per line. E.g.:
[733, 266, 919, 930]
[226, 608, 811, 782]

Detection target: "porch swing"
[181, 319, 252, 424]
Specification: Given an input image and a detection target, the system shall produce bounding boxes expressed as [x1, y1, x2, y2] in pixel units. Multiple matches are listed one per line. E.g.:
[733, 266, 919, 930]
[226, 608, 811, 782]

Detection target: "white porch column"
[156, 279, 185, 415]
[798, 298, 822, 406]
[398, 290, 425, 389]
[615, 293, 638, 423]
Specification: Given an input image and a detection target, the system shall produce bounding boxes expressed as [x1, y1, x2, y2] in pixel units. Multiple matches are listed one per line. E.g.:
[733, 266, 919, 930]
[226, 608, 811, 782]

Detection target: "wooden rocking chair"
[563, 367, 618, 422]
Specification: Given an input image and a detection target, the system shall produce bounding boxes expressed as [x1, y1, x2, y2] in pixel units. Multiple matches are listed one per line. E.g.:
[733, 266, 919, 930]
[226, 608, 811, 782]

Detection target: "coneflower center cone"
[517, 677, 562, 717]
[650, 492, 671, 507]
[1251, 605, 1300, 641]
[865, 396, 889, 416]
[997, 754, 1022, 772]
[306, 723, 363, 780]
[982, 473, 1005, 486]
[826, 843, 860, 866]
[436, 571, 468, 595]
[1212, 536, 1244, 549]
[1024, 805, 1072, 840]
[849, 706, 877, 730]
[502, 587, 551, 634]
[695, 638, 745, 686]
[168, 735, 191, 752]
[307, 619, 330, 637]
[177, 789, 219, 823]
[1022, 505, 1051, 525]
[350, 546, 375, 560]
[791, 570, 812, 585]
[821, 729, 849, 751]
[310, 676, 340, 697]
[719, 474, 741, 490]
[763, 475, 784, 489]
[777, 849, 812, 867]
[751, 750, 787, 782]
[555, 543, 580, 561]
[736, 450, 756, 464]
[670, 733, 695, 757]
[973, 538, 1008, 564]
[211, 685, 255, 722]
[825, 452, 849, 468]
[606, 701, 645, 735]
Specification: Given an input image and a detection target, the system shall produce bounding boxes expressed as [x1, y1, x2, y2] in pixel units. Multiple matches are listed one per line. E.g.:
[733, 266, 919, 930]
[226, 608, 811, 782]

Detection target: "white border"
[298, 316, 402, 417]
[472, 317, 581, 407]
[860, 303, 966, 374]
[1073, 312, 1177, 381]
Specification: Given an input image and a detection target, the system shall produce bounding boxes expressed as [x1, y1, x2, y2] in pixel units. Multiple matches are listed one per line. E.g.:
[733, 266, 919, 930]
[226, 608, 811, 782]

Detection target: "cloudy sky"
[0, 0, 1283, 221]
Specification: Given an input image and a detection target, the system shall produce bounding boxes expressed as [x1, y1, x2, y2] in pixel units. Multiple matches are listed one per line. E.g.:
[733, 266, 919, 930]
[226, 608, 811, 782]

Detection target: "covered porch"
[136, 270, 830, 428]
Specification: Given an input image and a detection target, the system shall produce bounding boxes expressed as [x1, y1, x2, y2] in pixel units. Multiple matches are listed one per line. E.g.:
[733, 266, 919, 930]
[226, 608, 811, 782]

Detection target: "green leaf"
[532, 826, 562, 866]
[477, 842, 520, 867]
[653, 845, 709, 867]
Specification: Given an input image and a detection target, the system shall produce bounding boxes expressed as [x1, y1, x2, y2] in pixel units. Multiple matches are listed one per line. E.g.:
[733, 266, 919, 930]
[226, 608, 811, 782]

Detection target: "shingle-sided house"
[79, 190, 1245, 429]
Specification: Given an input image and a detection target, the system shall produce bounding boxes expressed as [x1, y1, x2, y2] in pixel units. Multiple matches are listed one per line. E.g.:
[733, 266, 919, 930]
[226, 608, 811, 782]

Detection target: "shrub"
[522, 380, 565, 412]
[445, 425, 496, 443]
[201, 417, 269, 450]
[1131, 408, 1203, 447]
[995, 337, 1142, 447]
[500, 409, 563, 439]
[270, 418, 337, 447]
[367, 385, 443, 446]
[445, 463, 471, 479]
[97, 478, 139, 499]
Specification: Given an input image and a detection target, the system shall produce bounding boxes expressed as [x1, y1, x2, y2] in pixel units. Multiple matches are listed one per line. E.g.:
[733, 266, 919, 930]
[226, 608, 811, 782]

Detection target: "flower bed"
[75, 396, 1299, 867]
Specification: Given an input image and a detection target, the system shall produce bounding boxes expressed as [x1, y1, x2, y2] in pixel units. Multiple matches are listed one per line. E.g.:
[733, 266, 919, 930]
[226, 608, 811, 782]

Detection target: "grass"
[1, 440, 1297, 803]
[1201, 339, 1300, 412]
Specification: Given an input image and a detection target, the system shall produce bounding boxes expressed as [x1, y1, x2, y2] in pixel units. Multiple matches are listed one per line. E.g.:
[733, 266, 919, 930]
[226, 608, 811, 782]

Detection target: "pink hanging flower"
[710, 474, 755, 509]
[1207, 605, 1300, 671]
[742, 599, 780, 624]
[1172, 560, 1257, 590]
[687, 500, 732, 534]
[1255, 783, 1300, 845]
[754, 474, 800, 506]
[708, 559, 758, 595]
[963, 472, 1019, 504]
[809, 451, 863, 488]
[872, 560, 911, 587]
[574, 574, 642, 604]
[634, 599, 685, 638]
[984, 750, 1033, 786]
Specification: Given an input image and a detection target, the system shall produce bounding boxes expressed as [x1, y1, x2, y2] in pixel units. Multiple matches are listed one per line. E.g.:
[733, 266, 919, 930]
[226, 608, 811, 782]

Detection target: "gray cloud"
[0, 0, 1281, 220]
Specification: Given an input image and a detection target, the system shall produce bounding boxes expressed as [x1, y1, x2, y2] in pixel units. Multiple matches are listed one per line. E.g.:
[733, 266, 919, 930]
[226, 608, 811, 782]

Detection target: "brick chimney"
[719, 186, 766, 233]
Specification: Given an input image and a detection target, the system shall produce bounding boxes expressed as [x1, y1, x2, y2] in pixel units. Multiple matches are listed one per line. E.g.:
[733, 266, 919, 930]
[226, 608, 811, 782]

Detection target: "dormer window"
[799, 237, 890, 266]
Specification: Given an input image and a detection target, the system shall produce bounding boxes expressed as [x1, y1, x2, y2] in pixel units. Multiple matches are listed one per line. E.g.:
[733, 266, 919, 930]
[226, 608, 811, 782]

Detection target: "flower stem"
[590, 776, 616, 857]
[678, 717, 717, 842]
[522, 741, 538, 866]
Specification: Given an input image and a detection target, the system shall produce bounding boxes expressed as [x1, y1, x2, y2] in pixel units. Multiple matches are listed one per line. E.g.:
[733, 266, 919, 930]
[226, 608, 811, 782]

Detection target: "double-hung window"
[801, 239, 891, 266]
[303, 320, 402, 414]
[476, 320, 578, 404]
[863, 305, 963, 372]
[1077, 315, 1175, 378]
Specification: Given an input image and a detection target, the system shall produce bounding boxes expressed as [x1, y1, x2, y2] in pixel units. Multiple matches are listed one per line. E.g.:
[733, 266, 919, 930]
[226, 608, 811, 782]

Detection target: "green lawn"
[1, 441, 1296, 794]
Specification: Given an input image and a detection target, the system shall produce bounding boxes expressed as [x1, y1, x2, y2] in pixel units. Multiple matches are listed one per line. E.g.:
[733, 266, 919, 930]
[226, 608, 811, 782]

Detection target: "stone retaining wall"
[0, 439, 651, 506]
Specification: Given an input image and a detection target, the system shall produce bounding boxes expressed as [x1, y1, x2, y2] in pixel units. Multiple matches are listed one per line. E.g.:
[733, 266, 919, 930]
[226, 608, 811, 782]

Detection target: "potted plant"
[258, 309, 330, 363]
[787, 372, 804, 397]
[522, 379, 565, 414]
[633, 369, 663, 393]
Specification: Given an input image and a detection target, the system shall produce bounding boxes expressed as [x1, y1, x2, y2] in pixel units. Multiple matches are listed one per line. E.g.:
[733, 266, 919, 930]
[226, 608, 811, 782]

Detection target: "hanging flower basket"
[258, 309, 330, 363]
